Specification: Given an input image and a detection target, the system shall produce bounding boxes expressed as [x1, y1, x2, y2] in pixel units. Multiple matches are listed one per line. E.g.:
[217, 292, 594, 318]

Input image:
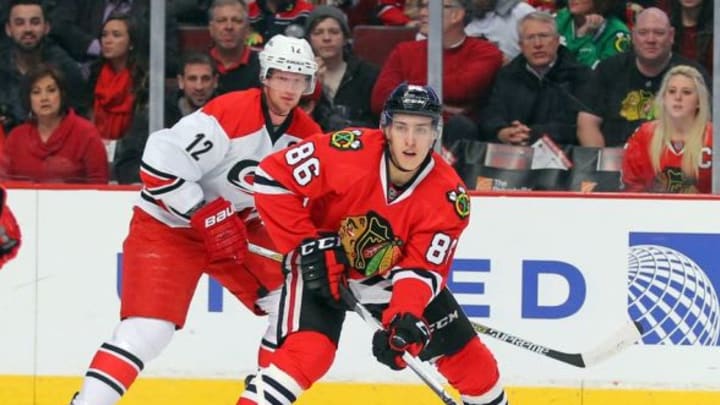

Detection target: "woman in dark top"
[305, 6, 380, 131]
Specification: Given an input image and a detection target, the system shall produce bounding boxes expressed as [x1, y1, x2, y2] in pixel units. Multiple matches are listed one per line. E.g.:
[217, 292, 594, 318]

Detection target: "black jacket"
[312, 56, 380, 132]
[0, 38, 89, 132]
[480, 46, 591, 146]
[48, 0, 179, 75]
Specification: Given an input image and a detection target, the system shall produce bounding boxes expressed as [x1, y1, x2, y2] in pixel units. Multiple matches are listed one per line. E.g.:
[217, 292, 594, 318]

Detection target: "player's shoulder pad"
[445, 183, 471, 220]
[324, 128, 376, 152]
[201, 89, 264, 138]
[431, 158, 471, 220]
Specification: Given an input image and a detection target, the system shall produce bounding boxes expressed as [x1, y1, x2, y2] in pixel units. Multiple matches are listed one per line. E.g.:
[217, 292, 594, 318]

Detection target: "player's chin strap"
[248, 243, 460, 405]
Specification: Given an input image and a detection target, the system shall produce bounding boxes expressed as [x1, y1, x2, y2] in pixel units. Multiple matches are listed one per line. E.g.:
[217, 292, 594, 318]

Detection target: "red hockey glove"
[372, 313, 431, 370]
[284, 234, 348, 303]
[190, 198, 247, 263]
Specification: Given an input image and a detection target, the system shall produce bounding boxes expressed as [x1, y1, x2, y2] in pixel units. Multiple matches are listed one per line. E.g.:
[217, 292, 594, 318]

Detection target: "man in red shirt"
[208, 0, 262, 94]
[371, 0, 503, 142]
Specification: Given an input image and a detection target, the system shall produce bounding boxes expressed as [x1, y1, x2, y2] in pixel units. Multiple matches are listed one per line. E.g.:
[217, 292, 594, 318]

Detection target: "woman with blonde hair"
[622, 64, 712, 193]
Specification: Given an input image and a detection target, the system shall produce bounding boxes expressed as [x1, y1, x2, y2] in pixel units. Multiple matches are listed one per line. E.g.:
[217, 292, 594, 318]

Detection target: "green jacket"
[556, 8, 631, 68]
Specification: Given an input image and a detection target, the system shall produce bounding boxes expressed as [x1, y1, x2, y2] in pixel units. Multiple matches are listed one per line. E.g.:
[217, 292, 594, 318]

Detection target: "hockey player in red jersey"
[242, 83, 508, 404]
[70, 34, 321, 405]
[0, 187, 21, 270]
[622, 65, 712, 193]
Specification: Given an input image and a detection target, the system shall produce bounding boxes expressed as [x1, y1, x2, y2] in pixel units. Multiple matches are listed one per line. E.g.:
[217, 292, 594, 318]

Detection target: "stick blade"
[580, 319, 643, 367]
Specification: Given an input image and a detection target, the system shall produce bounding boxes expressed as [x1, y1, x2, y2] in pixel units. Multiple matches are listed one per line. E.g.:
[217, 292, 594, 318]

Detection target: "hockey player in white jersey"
[70, 34, 321, 405]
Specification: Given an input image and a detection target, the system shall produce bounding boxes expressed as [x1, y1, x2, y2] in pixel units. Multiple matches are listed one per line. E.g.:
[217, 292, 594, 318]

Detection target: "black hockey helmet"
[380, 83, 442, 133]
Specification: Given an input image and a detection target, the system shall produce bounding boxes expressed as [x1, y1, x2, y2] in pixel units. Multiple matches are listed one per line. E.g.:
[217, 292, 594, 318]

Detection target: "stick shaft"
[248, 243, 459, 404]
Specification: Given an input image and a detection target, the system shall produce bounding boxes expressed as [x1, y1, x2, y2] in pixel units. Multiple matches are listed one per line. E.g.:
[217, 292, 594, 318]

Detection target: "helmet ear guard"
[259, 34, 318, 94]
[380, 83, 443, 135]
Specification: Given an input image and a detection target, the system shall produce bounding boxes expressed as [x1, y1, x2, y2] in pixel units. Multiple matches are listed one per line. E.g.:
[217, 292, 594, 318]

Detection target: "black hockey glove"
[372, 313, 431, 370]
[0, 226, 18, 256]
[284, 234, 349, 304]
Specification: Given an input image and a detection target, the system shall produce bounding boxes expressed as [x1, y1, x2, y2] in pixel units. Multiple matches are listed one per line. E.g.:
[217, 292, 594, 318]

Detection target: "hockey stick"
[248, 243, 459, 405]
[247, 243, 642, 369]
[470, 319, 643, 368]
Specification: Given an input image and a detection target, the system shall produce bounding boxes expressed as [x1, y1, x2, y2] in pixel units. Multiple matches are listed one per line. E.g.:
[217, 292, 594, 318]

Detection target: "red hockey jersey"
[622, 121, 712, 193]
[254, 128, 470, 303]
[138, 88, 321, 227]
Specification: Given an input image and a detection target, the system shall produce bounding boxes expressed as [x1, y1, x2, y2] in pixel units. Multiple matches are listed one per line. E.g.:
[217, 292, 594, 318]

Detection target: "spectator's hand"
[576, 14, 605, 37]
[498, 120, 531, 145]
[315, 56, 327, 85]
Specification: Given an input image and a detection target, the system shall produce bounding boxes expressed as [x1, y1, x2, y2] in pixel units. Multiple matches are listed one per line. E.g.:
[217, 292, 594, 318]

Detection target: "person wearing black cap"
[305, 5, 380, 131]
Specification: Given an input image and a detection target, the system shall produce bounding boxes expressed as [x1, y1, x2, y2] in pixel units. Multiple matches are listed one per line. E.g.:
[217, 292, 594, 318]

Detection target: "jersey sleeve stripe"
[254, 168, 292, 195]
[145, 179, 186, 196]
[390, 268, 441, 299]
[140, 161, 177, 180]
[140, 191, 191, 221]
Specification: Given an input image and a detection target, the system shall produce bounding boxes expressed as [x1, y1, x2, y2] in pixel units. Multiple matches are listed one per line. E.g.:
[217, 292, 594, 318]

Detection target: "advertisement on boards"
[2, 190, 720, 392]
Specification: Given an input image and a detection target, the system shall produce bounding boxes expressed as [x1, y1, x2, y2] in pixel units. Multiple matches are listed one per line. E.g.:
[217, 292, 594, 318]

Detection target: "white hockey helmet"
[259, 34, 318, 95]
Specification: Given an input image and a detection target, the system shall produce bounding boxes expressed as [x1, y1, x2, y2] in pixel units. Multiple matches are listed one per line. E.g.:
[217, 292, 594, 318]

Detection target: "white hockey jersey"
[137, 88, 321, 227]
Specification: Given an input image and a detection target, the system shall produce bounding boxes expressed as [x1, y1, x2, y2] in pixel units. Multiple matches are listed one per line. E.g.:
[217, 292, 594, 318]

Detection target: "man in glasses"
[479, 11, 592, 147]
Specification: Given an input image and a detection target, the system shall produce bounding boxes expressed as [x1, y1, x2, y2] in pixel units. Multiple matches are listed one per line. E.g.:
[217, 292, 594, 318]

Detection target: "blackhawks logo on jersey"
[338, 211, 403, 277]
[656, 167, 698, 193]
[329, 129, 363, 151]
[447, 185, 470, 219]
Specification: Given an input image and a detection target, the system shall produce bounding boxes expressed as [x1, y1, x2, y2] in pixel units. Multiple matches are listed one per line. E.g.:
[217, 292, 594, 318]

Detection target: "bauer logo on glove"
[190, 198, 248, 263]
[202, 205, 234, 228]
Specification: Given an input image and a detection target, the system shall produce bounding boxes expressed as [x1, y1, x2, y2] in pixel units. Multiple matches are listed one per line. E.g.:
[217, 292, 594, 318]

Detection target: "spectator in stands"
[372, 0, 503, 143]
[305, 5, 379, 131]
[208, 0, 261, 94]
[88, 12, 150, 183]
[0, 64, 108, 184]
[576, 7, 710, 147]
[622, 65, 712, 193]
[0, 0, 55, 41]
[166, 52, 219, 127]
[247, 0, 314, 47]
[555, 0, 631, 69]
[48, 0, 179, 76]
[668, 0, 712, 74]
[465, 0, 536, 64]
[480, 11, 591, 146]
[0, 0, 88, 133]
